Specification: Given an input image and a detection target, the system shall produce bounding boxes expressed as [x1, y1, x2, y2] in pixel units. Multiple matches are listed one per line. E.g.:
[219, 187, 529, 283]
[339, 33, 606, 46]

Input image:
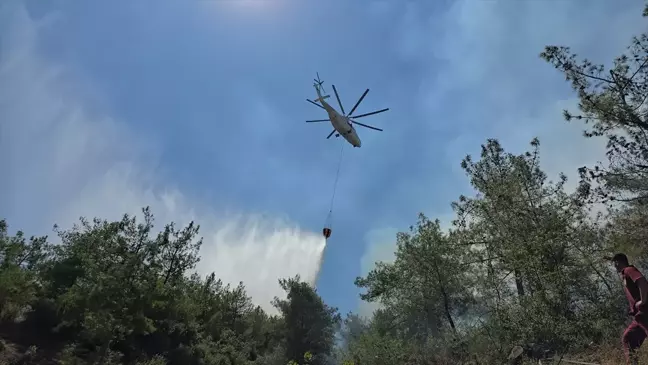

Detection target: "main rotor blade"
[351, 120, 383, 132]
[347, 89, 369, 117]
[307, 99, 325, 110]
[306, 119, 329, 123]
[331, 85, 345, 115]
[349, 108, 389, 119]
[326, 129, 336, 139]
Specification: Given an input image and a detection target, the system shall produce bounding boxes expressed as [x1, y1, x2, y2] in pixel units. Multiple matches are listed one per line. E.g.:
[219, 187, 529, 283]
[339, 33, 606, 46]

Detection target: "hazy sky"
[1, 0, 645, 316]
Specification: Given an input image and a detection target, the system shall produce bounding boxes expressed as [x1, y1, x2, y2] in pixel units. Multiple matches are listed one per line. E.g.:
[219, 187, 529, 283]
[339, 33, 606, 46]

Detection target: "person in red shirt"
[612, 253, 648, 364]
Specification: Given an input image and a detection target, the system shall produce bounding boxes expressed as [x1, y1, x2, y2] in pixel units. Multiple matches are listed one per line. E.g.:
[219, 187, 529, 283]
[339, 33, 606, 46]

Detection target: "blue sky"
[1, 0, 646, 316]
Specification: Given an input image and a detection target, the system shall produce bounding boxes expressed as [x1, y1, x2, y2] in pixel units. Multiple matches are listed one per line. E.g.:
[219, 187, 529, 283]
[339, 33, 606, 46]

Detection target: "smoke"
[0, 1, 325, 314]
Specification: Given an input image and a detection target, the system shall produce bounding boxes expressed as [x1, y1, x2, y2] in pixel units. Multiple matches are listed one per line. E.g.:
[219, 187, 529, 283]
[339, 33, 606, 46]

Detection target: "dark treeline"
[0, 210, 339, 365]
[3, 4, 648, 365]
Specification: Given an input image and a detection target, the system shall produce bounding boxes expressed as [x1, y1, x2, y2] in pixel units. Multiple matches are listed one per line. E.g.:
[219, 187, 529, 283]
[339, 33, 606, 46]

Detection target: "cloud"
[358, 0, 646, 313]
[0, 1, 325, 314]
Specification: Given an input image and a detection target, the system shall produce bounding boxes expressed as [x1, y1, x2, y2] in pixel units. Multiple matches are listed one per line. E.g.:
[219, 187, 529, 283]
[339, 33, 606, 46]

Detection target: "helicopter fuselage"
[315, 88, 362, 148]
[321, 101, 361, 148]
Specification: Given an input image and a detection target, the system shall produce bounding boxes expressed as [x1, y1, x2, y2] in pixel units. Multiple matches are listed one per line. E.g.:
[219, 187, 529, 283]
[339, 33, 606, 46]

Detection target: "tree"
[338, 313, 368, 351]
[43, 209, 203, 363]
[272, 276, 340, 365]
[452, 138, 620, 353]
[0, 219, 50, 321]
[541, 14, 648, 205]
[605, 203, 648, 267]
[339, 319, 408, 365]
[0, 208, 294, 365]
[356, 214, 471, 343]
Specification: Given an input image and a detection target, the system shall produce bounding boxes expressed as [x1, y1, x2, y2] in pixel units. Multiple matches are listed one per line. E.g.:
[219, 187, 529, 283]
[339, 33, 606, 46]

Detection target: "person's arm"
[627, 267, 648, 310]
[637, 277, 648, 309]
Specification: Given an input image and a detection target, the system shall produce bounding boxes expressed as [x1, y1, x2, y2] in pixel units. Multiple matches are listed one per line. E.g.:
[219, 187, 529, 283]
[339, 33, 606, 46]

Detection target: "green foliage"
[541, 24, 648, 204]
[286, 351, 313, 365]
[347, 138, 628, 364]
[0, 210, 338, 365]
[0, 219, 50, 321]
[273, 277, 340, 365]
[355, 214, 470, 341]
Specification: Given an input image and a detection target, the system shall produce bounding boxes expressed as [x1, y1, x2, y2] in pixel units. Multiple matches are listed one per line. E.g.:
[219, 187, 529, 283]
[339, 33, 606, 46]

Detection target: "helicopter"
[305, 73, 389, 148]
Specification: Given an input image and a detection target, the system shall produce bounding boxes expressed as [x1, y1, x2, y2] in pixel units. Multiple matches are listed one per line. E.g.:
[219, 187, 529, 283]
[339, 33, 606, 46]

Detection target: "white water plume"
[198, 219, 327, 312]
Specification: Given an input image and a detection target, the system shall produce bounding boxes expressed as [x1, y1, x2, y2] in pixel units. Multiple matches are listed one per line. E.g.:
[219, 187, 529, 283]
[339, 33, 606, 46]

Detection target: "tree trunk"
[514, 269, 525, 298]
[439, 283, 457, 333]
[433, 263, 457, 333]
[96, 339, 112, 365]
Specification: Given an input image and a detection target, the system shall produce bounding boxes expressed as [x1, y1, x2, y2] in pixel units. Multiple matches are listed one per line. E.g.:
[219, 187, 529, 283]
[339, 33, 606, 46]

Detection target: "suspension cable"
[327, 142, 346, 220]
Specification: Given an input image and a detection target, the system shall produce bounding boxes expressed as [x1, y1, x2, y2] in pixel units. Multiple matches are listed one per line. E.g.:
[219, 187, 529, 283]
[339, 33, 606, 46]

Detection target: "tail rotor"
[314, 72, 326, 94]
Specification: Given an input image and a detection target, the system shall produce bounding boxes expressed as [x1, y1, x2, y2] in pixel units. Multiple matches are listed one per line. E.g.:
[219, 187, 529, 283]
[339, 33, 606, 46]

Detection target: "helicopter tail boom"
[315, 95, 330, 103]
[313, 72, 330, 104]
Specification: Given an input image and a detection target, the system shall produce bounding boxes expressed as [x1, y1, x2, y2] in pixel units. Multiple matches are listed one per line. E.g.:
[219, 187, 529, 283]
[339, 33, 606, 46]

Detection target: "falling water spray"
[196, 216, 328, 314]
[312, 239, 328, 288]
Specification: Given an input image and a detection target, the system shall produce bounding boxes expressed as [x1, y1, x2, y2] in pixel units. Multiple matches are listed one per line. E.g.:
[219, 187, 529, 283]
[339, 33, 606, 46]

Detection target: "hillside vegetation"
[3, 5, 648, 365]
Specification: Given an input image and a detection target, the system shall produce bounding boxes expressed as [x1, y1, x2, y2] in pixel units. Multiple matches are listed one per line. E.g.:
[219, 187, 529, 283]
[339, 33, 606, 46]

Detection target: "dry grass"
[515, 343, 648, 365]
